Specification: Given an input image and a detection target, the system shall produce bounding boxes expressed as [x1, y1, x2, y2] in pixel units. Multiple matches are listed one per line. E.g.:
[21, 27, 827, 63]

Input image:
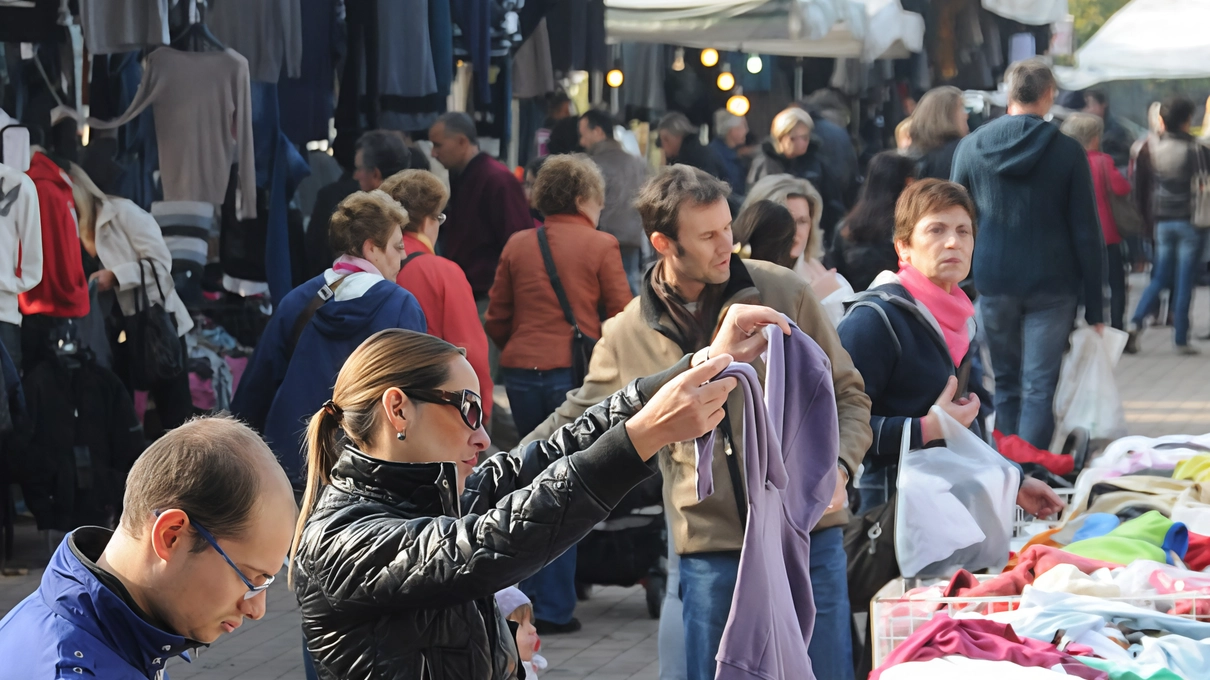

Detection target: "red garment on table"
[1185, 531, 1210, 571]
[994, 430, 1074, 476]
[869, 615, 1108, 680]
[943, 545, 1121, 599]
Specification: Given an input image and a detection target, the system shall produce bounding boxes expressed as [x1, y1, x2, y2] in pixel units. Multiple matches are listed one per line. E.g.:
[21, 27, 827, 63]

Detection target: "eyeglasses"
[436, 213, 447, 225]
[404, 388, 484, 431]
[154, 510, 273, 600]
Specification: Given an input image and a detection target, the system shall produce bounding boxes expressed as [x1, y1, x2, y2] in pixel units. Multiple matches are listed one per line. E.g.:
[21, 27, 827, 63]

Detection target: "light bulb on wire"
[700, 48, 719, 67]
[717, 71, 735, 91]
[606, 69, 624, 88]
[727, 93, 750, 117]
[747, 54, 763, 74]
[672, 47, 685, 72]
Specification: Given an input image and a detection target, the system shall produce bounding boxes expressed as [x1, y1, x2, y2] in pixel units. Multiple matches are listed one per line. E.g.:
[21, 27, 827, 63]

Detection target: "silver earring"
[396, 430, 406, 441]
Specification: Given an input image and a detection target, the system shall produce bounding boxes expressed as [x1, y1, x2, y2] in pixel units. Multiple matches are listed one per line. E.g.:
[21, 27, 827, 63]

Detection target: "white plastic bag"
[895, 407, 1020, 578]
[1050, 327, 1128, 452]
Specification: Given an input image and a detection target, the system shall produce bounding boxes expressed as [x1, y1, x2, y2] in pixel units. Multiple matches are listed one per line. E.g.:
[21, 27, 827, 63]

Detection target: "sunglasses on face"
[153, 510, 272, 600]
[404, 388, 484, 431]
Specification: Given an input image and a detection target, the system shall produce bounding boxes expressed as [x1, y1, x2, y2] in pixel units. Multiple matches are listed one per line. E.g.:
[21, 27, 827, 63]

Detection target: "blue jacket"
[231, 270, 426, 485]
[0, 529, 196, 679]
[951, 114, 1104, 324]
[837, 274, 988, 471]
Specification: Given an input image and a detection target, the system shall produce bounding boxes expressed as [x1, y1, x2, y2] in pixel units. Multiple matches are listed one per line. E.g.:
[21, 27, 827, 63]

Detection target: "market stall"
[1056, 0, 1210, 90]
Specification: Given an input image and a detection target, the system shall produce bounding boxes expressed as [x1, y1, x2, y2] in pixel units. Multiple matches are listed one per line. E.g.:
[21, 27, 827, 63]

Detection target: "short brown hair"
[635, 165, 731, 241]
[530, 153, 605, 216]
[1006, 58, 1055, 106]
[1060, 113, 1104, 151]
[380, 169, 449, 233]
[121, 416, 274, 549]
[328, 190, 408, 258]
[893, 179, 977, 245]
[507, 603, 534, 624]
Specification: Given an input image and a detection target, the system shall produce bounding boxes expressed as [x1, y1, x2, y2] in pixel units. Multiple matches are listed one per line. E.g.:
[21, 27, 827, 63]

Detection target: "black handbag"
[537, 227, 597, 388]
[129, 259, 184, 388]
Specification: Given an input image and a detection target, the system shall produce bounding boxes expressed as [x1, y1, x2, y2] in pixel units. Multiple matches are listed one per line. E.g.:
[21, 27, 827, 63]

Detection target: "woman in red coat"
[381, 170, 493, 424]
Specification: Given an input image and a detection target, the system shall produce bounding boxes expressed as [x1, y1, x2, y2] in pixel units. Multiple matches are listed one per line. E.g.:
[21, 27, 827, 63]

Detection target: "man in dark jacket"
[1085, 89, 1133, 169]
[0, 417, 298, 679]
[430, 112, 533, 301]
[658, 112, 727, 180]
[580, 108, 649, 293]
[951, 59, 1104, 450]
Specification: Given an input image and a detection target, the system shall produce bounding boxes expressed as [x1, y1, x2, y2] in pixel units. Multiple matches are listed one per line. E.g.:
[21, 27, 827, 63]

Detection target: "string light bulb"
[672, 47, 686, 72]
[700, 48, 719, 67]
[727, 94, 750, 116]
[747, 54, 763, 74]
[606, 69, 624, 88]
[717, 71, 735, 91]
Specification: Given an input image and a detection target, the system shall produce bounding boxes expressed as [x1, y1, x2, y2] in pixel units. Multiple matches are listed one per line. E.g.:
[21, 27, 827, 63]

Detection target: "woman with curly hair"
[485, 153, 633, 632]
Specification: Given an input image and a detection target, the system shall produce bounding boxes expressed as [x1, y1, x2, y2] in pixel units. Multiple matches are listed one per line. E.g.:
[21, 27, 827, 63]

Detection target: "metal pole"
[794, 58, 804, 101]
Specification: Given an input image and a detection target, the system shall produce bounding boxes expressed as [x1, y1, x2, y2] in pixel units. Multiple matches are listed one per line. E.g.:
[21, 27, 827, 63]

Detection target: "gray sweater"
[208, 0, 302, 83]
[80, 0, 169, 54]
[587, 139, 648, 250]
[89, 48, 257, 220]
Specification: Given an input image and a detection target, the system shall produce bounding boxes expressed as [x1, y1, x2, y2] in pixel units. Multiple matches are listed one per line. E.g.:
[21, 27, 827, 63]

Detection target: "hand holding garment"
[694, 321, 840, 680]
[869, 614, 1108, 680]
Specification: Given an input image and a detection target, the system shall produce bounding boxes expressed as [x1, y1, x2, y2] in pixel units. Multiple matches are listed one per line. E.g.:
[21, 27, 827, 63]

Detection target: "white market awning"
[1055, 0, 1210, 90]
[981, 0, 1068, 26]
[605, 0, 924, 62]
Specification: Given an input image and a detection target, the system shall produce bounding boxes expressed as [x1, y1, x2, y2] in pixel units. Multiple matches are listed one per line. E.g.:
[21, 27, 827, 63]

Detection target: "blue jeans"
[505, 367, 579, 624]
[678, 528, 854, 680]
[979, 293, 1078, 449]
[621, 247, 643, 296]
[660, 517, 687, 680]
[1132, 220, 1208, 346]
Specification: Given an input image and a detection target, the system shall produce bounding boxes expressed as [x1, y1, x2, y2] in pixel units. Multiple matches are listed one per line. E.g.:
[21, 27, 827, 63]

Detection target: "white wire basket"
[870, 575, 1210, 669]
[1012, 487, 1078, 538]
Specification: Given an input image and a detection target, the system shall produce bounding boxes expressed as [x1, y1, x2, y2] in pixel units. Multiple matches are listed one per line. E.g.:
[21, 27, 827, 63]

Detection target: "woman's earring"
[396, 430, 407, 441]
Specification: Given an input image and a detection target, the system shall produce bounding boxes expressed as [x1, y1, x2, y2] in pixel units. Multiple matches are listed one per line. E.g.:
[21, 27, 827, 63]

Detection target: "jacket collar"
[44, 528, 197, 676]
[404, 231, 435, 254]
[639, 256, 761, 351]
[542, 213, 596, 230]
[330, 446, 460, 517]
[588, 138, 623, 156]
[847, 271, 975, 363]
[451, 151, 488, 185]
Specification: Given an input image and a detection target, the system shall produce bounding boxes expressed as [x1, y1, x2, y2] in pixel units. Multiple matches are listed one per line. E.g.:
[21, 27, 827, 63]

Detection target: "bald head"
[121, 416, 295, 548]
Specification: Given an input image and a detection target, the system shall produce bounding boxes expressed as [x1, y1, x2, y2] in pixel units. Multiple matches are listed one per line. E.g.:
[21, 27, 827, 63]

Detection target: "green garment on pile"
[1078, 656, 1184, 680]
[1064, 510, 1184, 565]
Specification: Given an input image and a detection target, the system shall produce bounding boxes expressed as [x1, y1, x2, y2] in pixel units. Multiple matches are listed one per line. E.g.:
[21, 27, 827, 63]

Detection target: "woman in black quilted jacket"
[289, 325, 757, 679]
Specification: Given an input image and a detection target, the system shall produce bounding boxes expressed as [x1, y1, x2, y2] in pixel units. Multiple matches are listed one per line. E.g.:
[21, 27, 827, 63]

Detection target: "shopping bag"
[1050, 327, 1128, 452]
[895, 408, 1020, 578]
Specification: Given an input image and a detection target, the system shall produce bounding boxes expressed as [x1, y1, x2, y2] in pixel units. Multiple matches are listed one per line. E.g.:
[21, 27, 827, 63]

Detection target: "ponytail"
[286, 329, 464, 586]
[288, 403, 343, 587]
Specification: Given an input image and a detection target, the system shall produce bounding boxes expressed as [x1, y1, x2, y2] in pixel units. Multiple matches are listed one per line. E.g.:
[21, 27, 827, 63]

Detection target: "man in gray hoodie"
[951, 59, 1104, 450]
[580, 109, 649, 293]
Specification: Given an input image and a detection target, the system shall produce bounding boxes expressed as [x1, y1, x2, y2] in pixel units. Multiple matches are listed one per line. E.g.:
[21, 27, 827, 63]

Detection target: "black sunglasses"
[404, 388, 484, 431]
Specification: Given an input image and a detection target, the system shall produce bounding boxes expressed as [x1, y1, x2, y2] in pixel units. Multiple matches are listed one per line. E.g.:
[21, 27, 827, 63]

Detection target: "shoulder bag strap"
[399, 251, 427, 272]
[142, 258, 169, 304]
[287, 276, 346, 361]
[536, 227, 582, 332]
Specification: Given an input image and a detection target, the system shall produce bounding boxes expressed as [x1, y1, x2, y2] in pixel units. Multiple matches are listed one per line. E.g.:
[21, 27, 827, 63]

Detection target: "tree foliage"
[1070, 0, 1132, 46]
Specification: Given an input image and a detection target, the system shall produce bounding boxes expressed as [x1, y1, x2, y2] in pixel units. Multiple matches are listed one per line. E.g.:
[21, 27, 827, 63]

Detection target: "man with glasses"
[0, 417, 297, 679]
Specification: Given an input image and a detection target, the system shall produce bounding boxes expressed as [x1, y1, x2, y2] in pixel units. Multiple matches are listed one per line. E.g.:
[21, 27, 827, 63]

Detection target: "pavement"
[3, 274, 1210, 678]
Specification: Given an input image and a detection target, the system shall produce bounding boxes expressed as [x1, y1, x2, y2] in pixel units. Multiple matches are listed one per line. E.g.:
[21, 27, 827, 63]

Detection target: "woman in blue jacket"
[231, 190, 426, 489]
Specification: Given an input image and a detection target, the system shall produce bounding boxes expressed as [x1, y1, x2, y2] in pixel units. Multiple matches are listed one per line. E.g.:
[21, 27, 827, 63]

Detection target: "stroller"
[574, 472, 667, 618]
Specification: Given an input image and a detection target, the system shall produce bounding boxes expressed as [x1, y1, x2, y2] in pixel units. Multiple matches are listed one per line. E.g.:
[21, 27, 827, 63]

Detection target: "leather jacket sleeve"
[302, 376, 671, 613]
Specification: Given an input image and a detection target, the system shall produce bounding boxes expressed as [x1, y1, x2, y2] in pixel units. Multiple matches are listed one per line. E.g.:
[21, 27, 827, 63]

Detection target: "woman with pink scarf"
[837, 179, 1065, 516]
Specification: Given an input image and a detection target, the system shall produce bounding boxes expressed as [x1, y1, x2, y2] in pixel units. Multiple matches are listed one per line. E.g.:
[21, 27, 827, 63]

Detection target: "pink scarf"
[897, 262, 974, 366]
[331, 254, 381, 277]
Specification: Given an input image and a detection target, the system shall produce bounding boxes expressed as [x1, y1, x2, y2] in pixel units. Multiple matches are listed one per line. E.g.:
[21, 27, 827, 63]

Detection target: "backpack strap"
[287, 276, 346, 361]
[844, 300, 902, 360]
[536, 227, 582, 332]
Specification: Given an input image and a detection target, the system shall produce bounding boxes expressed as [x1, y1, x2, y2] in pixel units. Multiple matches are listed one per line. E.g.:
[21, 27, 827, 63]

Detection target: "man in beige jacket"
[522, 165, 871, 680]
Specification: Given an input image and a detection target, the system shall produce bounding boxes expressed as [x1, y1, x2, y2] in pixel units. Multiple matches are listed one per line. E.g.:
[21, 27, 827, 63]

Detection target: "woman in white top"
[69, 164, 194, 431]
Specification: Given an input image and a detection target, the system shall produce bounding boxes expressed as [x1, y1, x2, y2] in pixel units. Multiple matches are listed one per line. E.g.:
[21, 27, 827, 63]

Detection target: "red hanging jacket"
[19, 153, 88, 318]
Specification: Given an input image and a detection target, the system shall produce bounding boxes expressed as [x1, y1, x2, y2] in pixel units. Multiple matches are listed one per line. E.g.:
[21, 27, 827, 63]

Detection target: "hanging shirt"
[19, 153, 87, 319]
[88, 47, 257, 220]
[79, 0, 169, 54]
[0, 163, 42, 326]
[208, 0, 303, 83]
[694, 321, 840, 680]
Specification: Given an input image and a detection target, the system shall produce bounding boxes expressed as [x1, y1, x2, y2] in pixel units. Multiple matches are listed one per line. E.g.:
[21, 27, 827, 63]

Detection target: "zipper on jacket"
[718, 403, 748, 527]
